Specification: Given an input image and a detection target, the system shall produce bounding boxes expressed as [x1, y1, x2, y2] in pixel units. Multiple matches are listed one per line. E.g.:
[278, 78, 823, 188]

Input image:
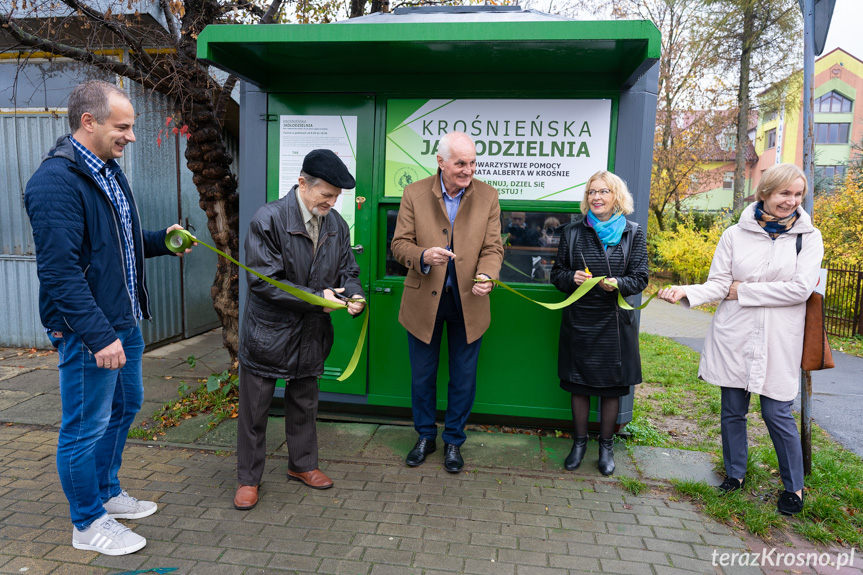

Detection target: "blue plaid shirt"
[70, 136, 141, 320]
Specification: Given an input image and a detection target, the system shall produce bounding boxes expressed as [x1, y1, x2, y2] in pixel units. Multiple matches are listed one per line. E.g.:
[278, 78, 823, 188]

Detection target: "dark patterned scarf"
[754, 201, 799, 239]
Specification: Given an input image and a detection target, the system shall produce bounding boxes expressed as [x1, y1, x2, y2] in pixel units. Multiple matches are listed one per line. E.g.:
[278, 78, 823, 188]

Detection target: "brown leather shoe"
[234, 485, 259, 510]
[287, 468, 333, 490]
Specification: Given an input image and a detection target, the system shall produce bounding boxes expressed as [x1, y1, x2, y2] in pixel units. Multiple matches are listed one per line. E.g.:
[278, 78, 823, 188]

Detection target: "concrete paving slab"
[640, 299, 712, 339]
[0, 352, 58, 370]
[0, 390, 36, 411]
[162, 415, 212, 444]
[197, 417, 284, 453]
[0, 369, 59, 393]
[197, 416, 239, 447]
[630, 445, 723, 485]
[158, 362, 227, 380]
[142, 374, 194, 404]
[0, 366, 22, 382]
[194, 347, 233, 372]
[133, 401, 165, 429]
[0, 393, 61, 425]
[542, 436, 638, 478]
[144, 330, 225, 362]
[141, 356, 188, 376]
[314, 421, 378, 459]
[361, 424, 421, 462]
[463, 429, 544, 471]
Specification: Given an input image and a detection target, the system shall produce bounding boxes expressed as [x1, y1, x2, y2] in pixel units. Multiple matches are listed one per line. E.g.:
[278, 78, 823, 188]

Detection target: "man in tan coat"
[392, 131, 503, 473]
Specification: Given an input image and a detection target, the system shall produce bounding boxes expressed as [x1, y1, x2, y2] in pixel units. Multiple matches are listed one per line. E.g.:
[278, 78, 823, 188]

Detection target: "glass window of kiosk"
[383, 208, 575, 283]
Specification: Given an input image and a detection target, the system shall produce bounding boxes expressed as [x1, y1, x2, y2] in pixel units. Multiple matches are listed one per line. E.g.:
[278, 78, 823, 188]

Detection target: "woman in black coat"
[551, 171, 649, 475]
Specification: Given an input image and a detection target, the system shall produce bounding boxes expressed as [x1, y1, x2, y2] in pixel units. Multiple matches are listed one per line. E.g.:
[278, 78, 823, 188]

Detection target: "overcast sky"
[822, 0, 863, 59]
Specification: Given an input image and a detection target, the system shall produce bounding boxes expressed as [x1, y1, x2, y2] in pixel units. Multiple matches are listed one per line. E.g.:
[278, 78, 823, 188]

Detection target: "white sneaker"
[104, 490, 158, 519]
[72, 515, 146, 555]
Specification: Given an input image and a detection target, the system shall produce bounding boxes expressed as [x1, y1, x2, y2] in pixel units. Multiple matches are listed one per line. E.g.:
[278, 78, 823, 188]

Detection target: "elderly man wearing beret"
[234, 149, 365, 510]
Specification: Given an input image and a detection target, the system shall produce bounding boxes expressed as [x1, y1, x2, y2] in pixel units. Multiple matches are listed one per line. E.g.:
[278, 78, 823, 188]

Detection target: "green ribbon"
[477, 275, 658, 311]
[168, 228, 656, 382]
[166, 228, 366, 382]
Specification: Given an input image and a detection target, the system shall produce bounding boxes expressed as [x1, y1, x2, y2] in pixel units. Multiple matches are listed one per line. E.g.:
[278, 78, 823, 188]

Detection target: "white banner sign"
[278, 115, 358, 238]
[385, 99, 612, 200]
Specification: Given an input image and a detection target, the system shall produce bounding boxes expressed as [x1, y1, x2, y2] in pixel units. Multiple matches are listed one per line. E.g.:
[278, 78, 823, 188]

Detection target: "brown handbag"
[801, 291, 835, 371]
[796, 234, 834, 371]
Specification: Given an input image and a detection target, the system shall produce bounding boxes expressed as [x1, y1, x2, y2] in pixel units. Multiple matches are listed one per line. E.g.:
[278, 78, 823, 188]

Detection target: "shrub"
[814, 178, 863, 268]
[652, 215, 726, 284]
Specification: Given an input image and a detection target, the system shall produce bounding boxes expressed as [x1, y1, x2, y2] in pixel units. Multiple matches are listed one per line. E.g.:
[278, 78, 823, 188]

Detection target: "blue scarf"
[586, 211, 626, 247]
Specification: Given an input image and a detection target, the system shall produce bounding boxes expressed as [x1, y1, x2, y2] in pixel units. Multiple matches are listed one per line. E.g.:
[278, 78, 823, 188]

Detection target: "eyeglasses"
[588, 189, 612, 197]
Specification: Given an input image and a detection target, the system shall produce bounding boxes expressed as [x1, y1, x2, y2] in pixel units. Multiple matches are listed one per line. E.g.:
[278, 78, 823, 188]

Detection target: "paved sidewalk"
[1, 423, 761, 575]
[1, 330, 861, 574]
[639, 299, 711, 353]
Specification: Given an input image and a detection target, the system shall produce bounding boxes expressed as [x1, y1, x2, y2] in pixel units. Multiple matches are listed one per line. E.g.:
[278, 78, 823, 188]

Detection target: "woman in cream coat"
[659, 163, 823, 516]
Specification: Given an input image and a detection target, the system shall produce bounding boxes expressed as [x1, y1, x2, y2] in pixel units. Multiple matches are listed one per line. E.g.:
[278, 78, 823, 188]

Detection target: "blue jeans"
[407, 289, 481, 446]
[50, 326, 144, 530]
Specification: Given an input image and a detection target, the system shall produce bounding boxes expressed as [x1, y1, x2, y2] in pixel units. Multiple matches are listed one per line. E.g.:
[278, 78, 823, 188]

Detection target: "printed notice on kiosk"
[279, 114, 358, 237]
[384, 99, 611, 200]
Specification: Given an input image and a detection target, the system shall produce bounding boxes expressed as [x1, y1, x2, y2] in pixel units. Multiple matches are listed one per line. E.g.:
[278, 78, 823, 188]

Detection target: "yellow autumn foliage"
[653, 217, 725, 285]
[814, 179, 863, 268]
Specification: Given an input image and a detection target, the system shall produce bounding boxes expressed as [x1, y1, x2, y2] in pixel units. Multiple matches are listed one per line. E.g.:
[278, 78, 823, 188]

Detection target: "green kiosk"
[197, 6, 660, 427]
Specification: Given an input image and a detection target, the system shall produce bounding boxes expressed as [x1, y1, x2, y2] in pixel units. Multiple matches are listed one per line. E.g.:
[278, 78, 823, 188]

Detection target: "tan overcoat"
[391, 173, 504, 345]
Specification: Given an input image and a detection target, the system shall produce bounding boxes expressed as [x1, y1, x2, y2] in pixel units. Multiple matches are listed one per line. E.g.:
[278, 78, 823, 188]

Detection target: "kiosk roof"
[197, 8, 660, 92]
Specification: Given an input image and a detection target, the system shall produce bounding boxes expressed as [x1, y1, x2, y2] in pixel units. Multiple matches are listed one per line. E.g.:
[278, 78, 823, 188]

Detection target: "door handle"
[374, 287, 392, 294]
[352, 245, 364, 254]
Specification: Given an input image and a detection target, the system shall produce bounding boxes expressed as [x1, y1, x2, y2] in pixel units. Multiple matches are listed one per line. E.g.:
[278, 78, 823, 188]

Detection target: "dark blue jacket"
[24, 135, 173, 353]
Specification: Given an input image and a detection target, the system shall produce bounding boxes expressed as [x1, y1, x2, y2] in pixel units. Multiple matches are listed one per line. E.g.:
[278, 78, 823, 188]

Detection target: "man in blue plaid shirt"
[25, 80, 194, 556]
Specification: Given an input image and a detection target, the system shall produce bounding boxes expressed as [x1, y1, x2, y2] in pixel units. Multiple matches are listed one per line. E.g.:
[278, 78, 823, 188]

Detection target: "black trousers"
[236, 371, 319, 486]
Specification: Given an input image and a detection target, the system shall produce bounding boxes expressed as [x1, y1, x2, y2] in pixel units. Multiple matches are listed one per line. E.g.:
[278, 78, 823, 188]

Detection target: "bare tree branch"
[159, 0, 182, 45]
[260, 0, 285, 23]
[0, 14, 158, 90]
[221, 0, 266, 19]
[58, 0, 159, 71]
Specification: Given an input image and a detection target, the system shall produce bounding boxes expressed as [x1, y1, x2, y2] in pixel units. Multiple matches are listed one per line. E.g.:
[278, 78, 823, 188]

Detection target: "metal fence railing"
[823, 263, 863, 339]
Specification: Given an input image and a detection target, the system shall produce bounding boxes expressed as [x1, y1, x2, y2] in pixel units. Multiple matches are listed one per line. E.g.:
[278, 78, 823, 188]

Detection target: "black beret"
[302, 149, 356, 190]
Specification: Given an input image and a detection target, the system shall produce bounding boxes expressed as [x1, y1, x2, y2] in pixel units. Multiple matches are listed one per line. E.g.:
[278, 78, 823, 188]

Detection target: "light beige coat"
[680, 204, 824, 401]
[391, 173, 504, 345]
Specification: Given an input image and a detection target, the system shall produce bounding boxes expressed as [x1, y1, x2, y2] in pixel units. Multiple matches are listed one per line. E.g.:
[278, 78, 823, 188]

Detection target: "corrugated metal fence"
[0, 85, 229, 349]
[0, 113, 68, 348]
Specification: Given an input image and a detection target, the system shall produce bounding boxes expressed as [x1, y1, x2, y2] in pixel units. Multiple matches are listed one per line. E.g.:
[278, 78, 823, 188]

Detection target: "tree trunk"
[652, 205, 666, 232]
[350, 0, 367, 17]
[178, 69, 240, 364]
[733, 3, 755, 211]
[370, 0, 389, 13]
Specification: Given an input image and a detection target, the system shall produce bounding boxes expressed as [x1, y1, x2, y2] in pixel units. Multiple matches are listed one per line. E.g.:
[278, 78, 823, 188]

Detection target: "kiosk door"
[266, 94, 374, 396]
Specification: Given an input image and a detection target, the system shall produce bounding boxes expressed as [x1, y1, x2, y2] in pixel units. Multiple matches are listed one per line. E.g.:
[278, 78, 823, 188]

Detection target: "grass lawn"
[632, 333, 863, 548]
[830, 334, 863, 358]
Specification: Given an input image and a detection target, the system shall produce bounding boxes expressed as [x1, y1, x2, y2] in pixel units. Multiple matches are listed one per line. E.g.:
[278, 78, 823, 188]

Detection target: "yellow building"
[753, 48, 863, 191]
[683, 47, 862, 211]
